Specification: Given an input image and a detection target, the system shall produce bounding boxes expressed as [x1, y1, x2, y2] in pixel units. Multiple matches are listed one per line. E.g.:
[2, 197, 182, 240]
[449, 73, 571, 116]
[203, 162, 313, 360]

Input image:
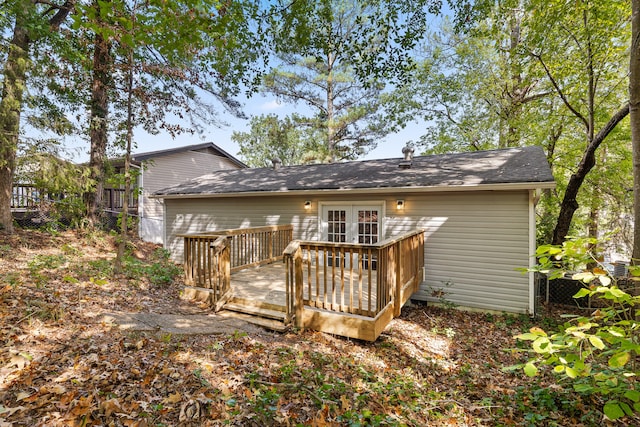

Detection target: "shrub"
[512, 237, 640, 421]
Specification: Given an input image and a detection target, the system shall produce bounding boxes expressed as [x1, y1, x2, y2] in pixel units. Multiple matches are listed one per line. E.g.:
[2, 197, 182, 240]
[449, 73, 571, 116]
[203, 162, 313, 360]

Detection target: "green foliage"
[233, 113, 329, 167]
[121, 248, 181, 286]
[15, 151, 94, 227]
[428, 280, 457, 310]
[262, 0, 398, 161]
[513, 238, 640, 420]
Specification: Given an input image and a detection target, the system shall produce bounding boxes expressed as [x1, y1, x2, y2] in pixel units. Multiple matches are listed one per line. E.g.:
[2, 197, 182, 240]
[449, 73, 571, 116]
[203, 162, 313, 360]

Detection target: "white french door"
[320, 204, 382, 245]
[321, 203, 383, 268]
[321, 204, 382, 244]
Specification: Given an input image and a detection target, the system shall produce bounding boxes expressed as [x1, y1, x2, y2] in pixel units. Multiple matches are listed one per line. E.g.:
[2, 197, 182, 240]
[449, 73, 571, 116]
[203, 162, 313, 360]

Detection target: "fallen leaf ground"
[0, 229, 635, 426]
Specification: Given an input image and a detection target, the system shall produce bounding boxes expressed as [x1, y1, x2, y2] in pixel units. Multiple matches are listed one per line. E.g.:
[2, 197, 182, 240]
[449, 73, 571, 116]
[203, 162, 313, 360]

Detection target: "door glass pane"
[327, 209, 347, 244]
[357, 209, 379, 245]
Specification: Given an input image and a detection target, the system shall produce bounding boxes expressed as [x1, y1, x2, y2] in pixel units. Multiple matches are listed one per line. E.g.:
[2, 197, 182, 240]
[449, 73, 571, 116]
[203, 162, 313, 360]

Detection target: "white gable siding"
[163, 190, 532, 314]
[138, 151, 240, 243]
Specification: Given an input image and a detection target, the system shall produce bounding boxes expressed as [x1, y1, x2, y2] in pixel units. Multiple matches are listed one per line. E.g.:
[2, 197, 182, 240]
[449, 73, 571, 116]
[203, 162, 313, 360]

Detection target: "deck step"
[228, 296, 286, 313]
[223, 302, 287, 322]
[218, 309, 288, 332]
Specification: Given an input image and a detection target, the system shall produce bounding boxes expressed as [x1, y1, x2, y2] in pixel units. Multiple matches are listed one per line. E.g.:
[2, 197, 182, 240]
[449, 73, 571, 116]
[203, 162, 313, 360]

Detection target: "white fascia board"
[151, 181, 556, 200]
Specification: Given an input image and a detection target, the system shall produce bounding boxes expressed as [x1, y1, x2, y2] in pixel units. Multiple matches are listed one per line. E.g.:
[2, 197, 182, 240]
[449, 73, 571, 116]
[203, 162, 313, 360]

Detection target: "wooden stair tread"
[218, 310, 287, 332]
[223, 302, 287, 321]
[228, 296, 286, 312]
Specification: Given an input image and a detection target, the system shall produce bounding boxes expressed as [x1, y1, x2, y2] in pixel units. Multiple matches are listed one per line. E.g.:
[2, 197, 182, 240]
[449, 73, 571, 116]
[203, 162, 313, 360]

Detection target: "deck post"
[394, 241, 402, 317]
[294, 247, 304, 330]
[184, 237, 192, 285]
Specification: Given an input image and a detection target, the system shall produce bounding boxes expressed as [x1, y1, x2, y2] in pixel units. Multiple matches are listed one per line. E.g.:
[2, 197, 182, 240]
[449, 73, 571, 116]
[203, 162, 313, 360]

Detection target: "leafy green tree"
[525, 0, 631, 245]
[64, 0, 264, 224]
[233, 114, 329, 167]
[262, 0, 396, 162]
[387, 0, 631, 248]
[261, 0, 488, 162]
[631, 0, 640, 262]
[383, 11, 554, 154]
[0, 0, 75, 233]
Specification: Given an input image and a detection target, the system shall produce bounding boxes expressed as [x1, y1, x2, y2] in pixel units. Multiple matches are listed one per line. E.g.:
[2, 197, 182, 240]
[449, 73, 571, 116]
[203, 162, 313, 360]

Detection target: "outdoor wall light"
[396, 199, 405, 210]
[304, 201, 312, 210]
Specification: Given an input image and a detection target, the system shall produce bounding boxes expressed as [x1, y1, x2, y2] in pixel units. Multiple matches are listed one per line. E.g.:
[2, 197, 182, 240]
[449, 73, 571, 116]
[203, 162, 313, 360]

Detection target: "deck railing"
[215, 225, 294, 272]
[12, 184, 138, 213]
[283, 229, 425, 334]
[181, 225, 294, 309]
[11, 184, 57, 209]
[103, 188, 138, 213]
[182, 235, 231, 310]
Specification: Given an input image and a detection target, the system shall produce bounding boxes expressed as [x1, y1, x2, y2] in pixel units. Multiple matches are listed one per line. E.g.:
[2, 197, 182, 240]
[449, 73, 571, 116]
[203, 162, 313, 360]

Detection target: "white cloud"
[260, 100, 283, 111]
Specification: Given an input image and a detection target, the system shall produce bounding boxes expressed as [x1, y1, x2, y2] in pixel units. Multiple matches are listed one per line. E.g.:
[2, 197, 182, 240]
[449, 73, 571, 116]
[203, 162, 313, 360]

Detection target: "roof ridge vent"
[399, 146, 414, 169]
[271, 157, 282, 170]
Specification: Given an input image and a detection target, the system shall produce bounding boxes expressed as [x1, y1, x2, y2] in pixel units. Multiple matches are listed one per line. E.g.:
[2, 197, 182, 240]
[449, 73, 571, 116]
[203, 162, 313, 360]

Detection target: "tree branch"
[532, 52, 589, 130]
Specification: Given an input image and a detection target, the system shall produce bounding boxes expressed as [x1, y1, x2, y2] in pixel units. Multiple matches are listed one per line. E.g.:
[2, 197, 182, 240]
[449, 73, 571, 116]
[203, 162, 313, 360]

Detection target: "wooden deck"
[230, 262, 378, 312]
[181, 226, 424, 341]
[230, 263, 288, 306]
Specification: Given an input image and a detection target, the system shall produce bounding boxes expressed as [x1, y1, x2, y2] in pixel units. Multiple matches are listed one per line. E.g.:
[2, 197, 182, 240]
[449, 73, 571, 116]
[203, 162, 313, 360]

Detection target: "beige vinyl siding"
[398, 191, 531, 313]
[164, 190, 532, 314]
[165, 195, 320, 260]
[139, 151, 239, 243]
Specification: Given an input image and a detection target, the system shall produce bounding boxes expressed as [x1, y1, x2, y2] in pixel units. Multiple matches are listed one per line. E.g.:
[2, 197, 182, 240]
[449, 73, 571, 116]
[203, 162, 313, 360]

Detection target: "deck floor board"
[230, 262, 378, 312]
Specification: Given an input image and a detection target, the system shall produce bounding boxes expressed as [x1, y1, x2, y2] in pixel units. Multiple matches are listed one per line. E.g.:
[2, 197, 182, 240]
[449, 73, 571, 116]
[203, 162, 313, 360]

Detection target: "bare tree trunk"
[115, 38, 135, 273]
[551, 106, 629, 245]
[326, 51, 336, 162]
[631, 0, 640, 263]
[84, 26, 111, 226]
[0, 17, 30, 234]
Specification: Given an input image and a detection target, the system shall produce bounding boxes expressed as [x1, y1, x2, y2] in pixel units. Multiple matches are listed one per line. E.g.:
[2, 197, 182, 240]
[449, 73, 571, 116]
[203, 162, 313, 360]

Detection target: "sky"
[57, 92, 426, 164]
[49, 6, 445, 165]
[56, 91, 426, 164]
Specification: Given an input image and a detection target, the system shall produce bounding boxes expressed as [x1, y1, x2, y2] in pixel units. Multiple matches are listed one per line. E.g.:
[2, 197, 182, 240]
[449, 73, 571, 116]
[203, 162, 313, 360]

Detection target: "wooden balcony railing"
[181, 225, 424, 340]
[181, 225, 294, 309]
[11, 184, 57, 209]
[102, 188, 138, 213]
[284, 229, 425, 341]
[12, 184, 138, 214]
[215, 225, 293, 272]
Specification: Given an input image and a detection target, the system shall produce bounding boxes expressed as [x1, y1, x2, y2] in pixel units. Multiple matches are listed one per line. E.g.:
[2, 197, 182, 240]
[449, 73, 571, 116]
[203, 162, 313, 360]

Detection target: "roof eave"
[152, 181, 556, 200]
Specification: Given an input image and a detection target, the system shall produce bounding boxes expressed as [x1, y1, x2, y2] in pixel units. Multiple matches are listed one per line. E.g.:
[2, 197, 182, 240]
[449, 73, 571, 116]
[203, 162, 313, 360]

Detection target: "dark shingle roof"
[155, 146, 554, 197]
[132, 142, 247, 168]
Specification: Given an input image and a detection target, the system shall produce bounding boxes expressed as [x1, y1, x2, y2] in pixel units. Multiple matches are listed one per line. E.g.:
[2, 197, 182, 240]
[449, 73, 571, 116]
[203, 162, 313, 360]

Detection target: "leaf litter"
[0, 229, 635, 426]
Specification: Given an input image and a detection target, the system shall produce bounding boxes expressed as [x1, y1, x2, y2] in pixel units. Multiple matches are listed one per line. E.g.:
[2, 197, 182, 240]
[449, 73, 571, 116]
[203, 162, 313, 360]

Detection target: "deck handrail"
[182, 234, 231, 310]
[11, 184, 58, 209]
[181, 224, 294, 272]
[283, 229, 425, 329]
[283, 241, 302, 325]
[181, 225, 295, 311]
[103, 188, 138, 212]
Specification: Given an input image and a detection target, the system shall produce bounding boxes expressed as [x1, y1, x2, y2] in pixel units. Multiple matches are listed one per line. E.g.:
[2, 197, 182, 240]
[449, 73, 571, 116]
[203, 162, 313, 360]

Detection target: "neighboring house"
[154, 146, 555, 315]
[132, 142, 247, 244]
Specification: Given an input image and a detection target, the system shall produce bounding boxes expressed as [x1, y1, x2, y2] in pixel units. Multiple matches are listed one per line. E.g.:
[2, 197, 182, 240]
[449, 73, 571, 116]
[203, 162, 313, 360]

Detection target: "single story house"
[154, 146, 555, 315]
[132, 142, 246, 244]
